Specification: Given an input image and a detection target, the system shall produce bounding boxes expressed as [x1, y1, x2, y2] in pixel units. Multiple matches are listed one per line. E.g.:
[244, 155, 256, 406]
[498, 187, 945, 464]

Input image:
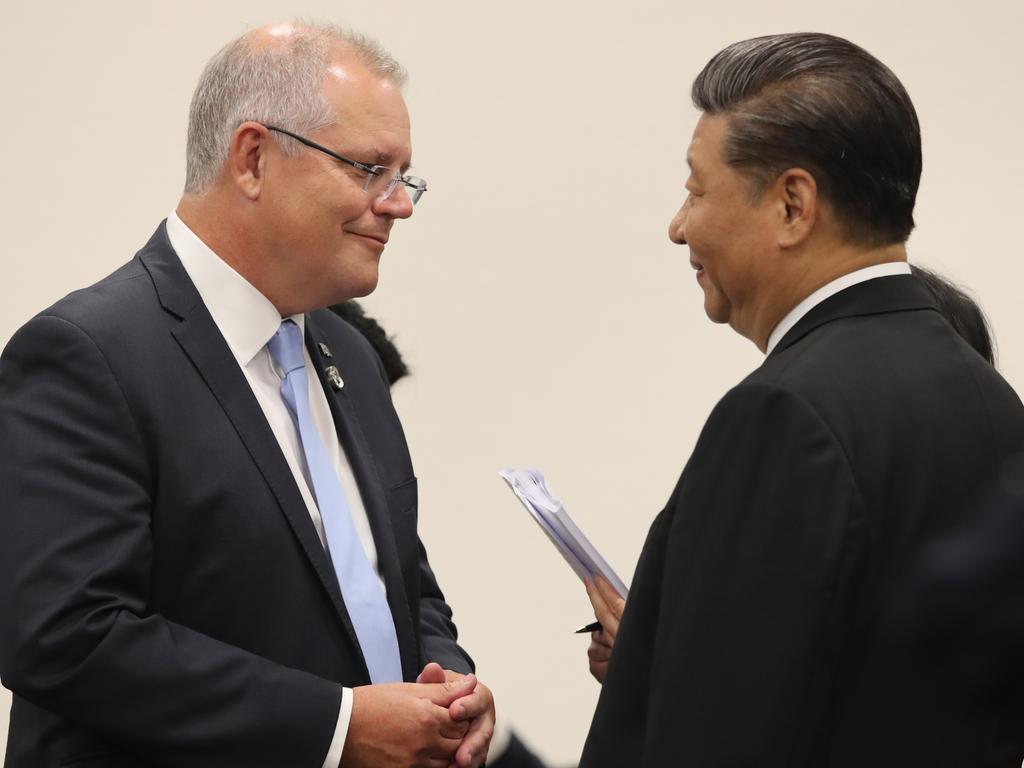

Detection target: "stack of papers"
[499, 468, 628, 598]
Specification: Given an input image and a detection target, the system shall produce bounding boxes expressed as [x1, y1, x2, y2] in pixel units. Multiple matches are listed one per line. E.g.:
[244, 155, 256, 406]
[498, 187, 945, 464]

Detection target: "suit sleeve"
[641, 383, 865, 766]
[416, 540, 474, 675]
[0, 315, 342, 767]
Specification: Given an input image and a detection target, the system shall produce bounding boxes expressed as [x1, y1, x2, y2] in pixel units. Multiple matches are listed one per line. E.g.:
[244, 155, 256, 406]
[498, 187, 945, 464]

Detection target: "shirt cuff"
[322, 686, 353, 768]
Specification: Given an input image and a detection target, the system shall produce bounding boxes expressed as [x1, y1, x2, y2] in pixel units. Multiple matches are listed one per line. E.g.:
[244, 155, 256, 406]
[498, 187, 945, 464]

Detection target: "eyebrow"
[371, 149, 412, 173]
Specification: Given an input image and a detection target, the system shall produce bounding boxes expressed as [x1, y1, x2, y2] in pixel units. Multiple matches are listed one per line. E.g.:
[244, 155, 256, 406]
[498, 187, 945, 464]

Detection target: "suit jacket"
[579, 274, 1024, 767]
[895, 457, 1024, 752]
[0, 223, 472, 767]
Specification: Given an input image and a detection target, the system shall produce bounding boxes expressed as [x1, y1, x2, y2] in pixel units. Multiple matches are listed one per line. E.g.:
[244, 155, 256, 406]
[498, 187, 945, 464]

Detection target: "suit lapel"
[305, 313, 419, 681]
[137, 223, 364, 658]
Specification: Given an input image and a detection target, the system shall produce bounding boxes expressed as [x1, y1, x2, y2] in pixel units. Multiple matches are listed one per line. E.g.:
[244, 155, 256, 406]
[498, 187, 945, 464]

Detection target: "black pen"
[574, 620, 602, 634]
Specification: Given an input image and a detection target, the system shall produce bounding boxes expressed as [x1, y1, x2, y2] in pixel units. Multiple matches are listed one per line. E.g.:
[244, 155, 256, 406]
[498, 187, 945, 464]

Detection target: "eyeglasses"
[264, 125, 427, 205]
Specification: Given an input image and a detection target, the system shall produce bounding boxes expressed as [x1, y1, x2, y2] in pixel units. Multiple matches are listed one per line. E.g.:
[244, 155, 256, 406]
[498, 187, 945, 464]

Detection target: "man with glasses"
[0, 22, 493, 768]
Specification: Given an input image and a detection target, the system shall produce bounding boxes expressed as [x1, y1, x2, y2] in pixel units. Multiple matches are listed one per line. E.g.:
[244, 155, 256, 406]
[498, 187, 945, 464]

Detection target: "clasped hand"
[343, 662, 494, 768]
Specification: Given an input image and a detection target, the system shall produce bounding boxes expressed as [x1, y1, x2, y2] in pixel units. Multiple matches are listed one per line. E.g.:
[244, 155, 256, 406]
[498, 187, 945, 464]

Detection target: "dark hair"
[329, 301, 410, 386]
[692, 32, 921, 247]
[911, 266, 995, 365]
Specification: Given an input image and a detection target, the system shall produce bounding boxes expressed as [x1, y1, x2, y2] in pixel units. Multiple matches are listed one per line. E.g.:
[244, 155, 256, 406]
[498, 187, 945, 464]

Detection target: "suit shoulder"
[700, 378, 856, 474]
[708, 379, 831, 433]
[35, 257, 155, 335]
[757, 307, 1021, 416]
[2, 259, 160, 378]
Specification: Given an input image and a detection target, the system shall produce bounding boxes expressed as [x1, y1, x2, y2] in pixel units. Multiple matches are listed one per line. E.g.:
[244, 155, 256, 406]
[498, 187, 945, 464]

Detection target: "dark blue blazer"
[0, 223, 472, 767]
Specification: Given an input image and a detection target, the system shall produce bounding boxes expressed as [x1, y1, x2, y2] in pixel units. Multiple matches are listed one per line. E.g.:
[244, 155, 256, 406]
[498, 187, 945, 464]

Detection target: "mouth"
[350, 231, 389, 247]
[689, 258, 705, 279]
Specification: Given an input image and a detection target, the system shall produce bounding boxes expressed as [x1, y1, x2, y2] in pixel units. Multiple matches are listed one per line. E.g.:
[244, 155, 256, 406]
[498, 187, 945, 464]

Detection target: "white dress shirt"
[765, 262, 913, 355]
[166, 210, 382, 768]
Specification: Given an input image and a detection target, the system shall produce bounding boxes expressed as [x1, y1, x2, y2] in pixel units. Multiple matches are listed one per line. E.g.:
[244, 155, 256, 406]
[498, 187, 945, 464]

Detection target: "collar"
[165, 210, 302, 365]
[765, 262, 912, 355]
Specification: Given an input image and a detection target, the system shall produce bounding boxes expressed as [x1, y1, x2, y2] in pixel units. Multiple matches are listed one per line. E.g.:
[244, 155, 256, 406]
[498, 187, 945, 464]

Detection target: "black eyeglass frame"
[263, 124, 427, 204]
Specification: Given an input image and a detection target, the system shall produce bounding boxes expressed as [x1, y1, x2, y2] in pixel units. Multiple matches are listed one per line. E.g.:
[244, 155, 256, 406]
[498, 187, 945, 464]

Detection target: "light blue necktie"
[268, 320, 403, 683]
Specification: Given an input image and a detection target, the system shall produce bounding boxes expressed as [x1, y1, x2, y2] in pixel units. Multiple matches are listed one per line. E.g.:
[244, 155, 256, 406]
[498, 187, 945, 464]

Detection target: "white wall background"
[2, 1, 1022, 764]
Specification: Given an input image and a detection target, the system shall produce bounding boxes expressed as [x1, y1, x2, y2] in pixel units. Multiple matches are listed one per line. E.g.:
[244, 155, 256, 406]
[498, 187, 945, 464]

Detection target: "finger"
[453, 685, 494, 767]
[590, 629, 613, 648]
[442, 668, 467, 683]
[420, 708, 471, 760]
[585, 578, 607, 613]
[439, 713, 471, 740]
[589, 591, 619, 636]
[454, 714, 493, 768]
[588, 640, 611, 664]
[449, 688, 488, 721]
[428, 733, 467, 765]
[586, 580, 616, 633]
[420, 673, 478, 707]
[594, 576, 626, 619]
[418, 661, 447, 684]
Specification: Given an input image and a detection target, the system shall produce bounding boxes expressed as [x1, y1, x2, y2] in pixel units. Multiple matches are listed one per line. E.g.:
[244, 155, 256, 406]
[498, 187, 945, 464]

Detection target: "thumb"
[416, 662, 446, 684]
[418, 673, 477, 707]
[596, 576, 626, 616]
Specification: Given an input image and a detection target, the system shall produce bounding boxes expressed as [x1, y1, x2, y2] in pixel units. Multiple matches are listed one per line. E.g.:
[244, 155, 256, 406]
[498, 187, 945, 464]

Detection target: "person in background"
[577, 32, 1024, 768]
[912, 265, 995, 365]
[330, 301, 410, 385]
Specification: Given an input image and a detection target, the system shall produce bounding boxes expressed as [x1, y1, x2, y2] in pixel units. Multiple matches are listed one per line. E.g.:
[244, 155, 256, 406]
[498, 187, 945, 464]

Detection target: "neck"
[745, 240, 908, 352]
[176, 194, 288, 315]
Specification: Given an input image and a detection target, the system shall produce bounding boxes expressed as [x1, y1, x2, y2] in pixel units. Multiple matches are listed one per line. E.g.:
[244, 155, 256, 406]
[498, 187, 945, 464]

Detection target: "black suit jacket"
[580, 275, 1024, 767]
[0, 223, 472, 767]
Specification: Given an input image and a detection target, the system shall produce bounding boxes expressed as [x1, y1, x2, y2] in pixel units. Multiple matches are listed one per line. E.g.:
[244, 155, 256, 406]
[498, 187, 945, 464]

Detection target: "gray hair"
[692, 33, 921, 247]
[184, 22, 407, 194]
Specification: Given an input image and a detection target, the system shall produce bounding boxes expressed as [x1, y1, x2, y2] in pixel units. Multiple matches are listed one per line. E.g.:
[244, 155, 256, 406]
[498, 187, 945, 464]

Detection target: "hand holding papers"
[499, 468, 628, 599]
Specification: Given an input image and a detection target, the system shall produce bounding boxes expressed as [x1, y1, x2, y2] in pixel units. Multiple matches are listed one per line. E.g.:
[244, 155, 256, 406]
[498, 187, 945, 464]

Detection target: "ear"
[225, 122, 270, 201]
[772, 168, 817, 248]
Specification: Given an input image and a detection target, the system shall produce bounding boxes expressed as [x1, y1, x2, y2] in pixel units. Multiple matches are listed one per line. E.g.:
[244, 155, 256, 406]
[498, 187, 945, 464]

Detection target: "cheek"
[681, 207, 714, 253]
[335, 184, 362, 210]
[690, 203, 746, 259]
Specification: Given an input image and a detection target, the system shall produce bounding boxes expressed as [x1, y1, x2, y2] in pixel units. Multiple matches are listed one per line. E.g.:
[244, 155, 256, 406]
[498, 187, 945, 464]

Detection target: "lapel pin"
[318, 342, 333, 359]
[325, 365, 344, 391]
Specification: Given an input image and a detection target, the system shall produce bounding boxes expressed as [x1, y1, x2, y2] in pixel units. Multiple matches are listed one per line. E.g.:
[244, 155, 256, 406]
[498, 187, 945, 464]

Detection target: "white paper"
[499, 468, 628, 598]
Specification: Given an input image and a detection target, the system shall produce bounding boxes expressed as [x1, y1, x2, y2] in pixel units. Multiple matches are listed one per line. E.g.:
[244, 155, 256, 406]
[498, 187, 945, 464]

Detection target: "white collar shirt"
[166, 210, 374, 767]
[765, 262, 913, 356]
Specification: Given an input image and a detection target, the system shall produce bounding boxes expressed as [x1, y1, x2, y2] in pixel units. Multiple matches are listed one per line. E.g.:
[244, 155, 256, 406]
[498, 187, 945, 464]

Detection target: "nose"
[669, 202, 688, 245]
[663, 204, 688, 243]
[372, 186, 414, 220]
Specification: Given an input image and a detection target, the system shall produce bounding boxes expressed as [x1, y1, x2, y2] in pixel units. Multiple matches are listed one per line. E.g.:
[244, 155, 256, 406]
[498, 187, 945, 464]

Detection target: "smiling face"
[260, 55, 414, 312]
[668, 114, 780, 337]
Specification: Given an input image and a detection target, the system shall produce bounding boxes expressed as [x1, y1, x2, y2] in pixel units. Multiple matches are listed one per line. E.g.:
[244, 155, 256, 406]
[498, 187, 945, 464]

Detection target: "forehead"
[687, 113, 730, 172]
[320, 59, 411, 161]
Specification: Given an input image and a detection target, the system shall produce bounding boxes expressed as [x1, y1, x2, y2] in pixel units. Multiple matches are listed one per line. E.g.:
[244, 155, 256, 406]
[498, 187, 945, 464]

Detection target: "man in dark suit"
[579, 32, 1024, 767]
[0, 22, 493, 768]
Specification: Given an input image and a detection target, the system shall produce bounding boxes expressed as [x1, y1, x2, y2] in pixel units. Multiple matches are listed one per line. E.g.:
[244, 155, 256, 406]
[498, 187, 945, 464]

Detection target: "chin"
[335, 270, 380, 302]
[702, 293, 732, 325]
